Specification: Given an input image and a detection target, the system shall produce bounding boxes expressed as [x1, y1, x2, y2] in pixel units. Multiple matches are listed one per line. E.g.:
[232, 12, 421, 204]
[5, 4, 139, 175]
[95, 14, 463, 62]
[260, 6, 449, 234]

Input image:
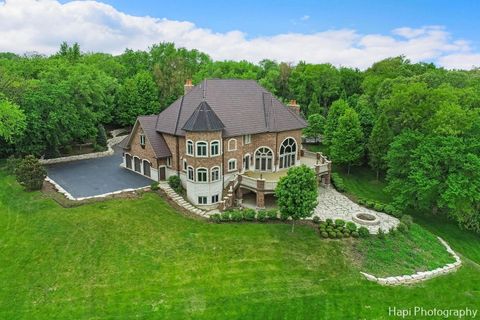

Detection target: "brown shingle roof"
[123, 115, 171, 158]
[155, 79, 306, 137]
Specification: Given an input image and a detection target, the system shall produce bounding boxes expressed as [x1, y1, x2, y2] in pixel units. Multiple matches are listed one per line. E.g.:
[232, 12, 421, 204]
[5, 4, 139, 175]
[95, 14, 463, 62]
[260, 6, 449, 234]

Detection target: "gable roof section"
[182, 101, 225, 132]
[123, 115, 171, 158]
[155, 79, 306, 137]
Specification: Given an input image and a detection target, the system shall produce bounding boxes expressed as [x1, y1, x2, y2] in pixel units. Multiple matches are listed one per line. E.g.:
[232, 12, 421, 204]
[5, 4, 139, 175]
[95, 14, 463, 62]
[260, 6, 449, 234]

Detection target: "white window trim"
[182, 159, 187, 171]
[243, 134, 251, 145]
[279, 137, 298, 169]
[187, 166, 194, 181]
[211, 194, 219, 204]
[211, 166, 221, 182]
[140, 134, 146, 147]
[254, 146, 274, 172]
[198, 196, 208, 205]
[166, 157, 172, 168]
[186, 140, 194, 156]
[196, 167, 208, 183]
[196, 141, 208, 157]
[210, 140, 221, 156]
[228, 159, 237, 172]
[227, 138, 237, 151]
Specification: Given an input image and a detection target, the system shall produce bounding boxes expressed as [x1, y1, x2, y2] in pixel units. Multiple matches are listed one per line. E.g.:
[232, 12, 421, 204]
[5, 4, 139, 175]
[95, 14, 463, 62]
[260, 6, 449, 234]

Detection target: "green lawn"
[350, 224, 455, 277]
[1, 170, 479, 319]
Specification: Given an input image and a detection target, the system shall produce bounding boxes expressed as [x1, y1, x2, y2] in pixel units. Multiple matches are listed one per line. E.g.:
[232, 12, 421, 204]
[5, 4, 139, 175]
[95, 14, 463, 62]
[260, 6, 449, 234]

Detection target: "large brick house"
[120, 79, 331, 209]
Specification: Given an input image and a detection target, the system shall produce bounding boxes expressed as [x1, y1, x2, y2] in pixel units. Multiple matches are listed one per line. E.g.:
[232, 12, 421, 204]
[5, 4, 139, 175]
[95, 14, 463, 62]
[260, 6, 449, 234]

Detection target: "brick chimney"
[184, 79, 194, 95]
[287, 99, 300, 115]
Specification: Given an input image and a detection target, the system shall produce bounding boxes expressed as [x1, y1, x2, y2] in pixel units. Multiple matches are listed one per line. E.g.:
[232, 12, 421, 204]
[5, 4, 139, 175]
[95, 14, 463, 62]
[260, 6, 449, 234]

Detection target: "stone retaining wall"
[39, 135, 127, 165]
[361, 237, 461, 286]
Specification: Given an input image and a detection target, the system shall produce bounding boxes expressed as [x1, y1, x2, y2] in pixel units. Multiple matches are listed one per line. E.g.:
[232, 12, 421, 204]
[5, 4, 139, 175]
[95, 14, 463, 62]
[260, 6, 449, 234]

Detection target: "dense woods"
[1, 42, 479, 231]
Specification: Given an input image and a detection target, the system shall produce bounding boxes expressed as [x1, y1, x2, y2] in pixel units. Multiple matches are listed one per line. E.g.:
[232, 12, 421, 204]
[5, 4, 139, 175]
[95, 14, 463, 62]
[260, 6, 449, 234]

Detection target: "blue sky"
[63, 0, 479, 48]
[2, 0, 480, 69]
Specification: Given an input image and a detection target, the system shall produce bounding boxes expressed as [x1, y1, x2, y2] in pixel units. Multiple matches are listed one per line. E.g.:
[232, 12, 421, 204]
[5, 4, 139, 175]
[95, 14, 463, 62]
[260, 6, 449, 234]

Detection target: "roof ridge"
[173, 96, 185, 135]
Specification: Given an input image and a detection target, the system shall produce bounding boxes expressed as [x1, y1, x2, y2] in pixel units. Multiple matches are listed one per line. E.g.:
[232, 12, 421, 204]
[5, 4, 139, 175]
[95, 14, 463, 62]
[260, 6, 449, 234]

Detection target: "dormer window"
[244, 134, 251, 145]
[140, 134, 146, 149]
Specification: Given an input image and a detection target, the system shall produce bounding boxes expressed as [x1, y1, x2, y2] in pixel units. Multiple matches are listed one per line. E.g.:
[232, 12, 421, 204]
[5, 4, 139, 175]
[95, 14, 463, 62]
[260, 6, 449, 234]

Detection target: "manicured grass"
[0, 170, 479, 319]
[350, 224, 455, 277]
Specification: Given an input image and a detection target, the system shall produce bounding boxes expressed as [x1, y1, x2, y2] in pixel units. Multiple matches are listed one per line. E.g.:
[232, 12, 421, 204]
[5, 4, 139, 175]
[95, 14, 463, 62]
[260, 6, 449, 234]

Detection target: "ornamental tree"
[15, 155, 47, 191]
[275, 165, 318, 232]
[323, 98, 348, 146]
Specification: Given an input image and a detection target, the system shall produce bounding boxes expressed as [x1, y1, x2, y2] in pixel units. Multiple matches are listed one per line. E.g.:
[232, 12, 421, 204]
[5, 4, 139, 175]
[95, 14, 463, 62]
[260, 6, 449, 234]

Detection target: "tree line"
[0, 42, 479, 231]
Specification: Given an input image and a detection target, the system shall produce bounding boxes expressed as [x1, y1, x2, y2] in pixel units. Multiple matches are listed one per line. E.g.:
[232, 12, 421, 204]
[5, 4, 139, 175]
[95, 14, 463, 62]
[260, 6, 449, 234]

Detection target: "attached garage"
[125, 153, 132, 169]
[143, 160, 151, 177]
[134, 157, 141, 173]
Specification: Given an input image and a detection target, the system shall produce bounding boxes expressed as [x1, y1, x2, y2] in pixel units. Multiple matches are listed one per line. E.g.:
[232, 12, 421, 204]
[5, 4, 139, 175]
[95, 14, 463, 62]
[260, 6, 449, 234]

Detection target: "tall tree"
[303, 114, 325, 143]
[0, 96, 26, 143]
[307, 92, 323, 116]
[368, 113, 393, 179]
[323, 99, 348, 146]
[116, 71, 159, 126]
[275, 165, 318, 232]
[330, 108, 364, 174]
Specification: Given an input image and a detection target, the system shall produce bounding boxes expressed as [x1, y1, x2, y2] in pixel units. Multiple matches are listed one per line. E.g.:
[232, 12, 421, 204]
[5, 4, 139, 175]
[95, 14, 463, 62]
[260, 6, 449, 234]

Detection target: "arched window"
[196, 141, 208, 157]
[187, 166, 194, 181]
[210, 140, 220, 156]
[228, 138, 237, 151]
[197, 168, 208, 182]
[211, 166, 220, 181]
[279, 138, 297, 169]
[186, 140, 194, 156]
[255, 147, 273, 171]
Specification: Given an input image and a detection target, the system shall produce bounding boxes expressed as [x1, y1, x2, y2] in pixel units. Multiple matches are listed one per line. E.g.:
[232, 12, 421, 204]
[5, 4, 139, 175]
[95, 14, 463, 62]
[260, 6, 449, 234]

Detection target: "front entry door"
[159, 166, 166, 181]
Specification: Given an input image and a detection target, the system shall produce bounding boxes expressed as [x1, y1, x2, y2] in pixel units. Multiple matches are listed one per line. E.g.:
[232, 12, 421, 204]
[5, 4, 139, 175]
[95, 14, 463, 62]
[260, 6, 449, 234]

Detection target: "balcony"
[238, 150, 331, 193]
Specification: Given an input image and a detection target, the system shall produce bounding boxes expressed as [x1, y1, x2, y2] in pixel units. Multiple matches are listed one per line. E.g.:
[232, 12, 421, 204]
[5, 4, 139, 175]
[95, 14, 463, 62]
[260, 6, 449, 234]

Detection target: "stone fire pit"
[353, 212, 380, 226]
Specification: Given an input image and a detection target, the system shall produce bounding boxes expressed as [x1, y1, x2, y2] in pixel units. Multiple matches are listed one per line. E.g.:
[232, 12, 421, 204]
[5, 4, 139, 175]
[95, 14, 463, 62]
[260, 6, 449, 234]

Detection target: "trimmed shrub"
[279, 211, 289, 221]
[346, 221, 357, 232]
[220, 211, 231, 222]
[231, 210, 244, 222]
[266, 209, 278, 220]
[256, 210, 267, 221]
[384, 204, 402, 217]
[343, 230, 350, 238]
[389, 226, 397, 236]
[397, 222, 408, 233]
[210, 213, 221, 223]
[335, 219, 345, 227]
[366, 200, 375, 209]
[321, 231, 329, 238]
[374, 202, 385, 212]
[326, 218, 333, 226]
[96, 124, 108, 148]
[357, 198, 366, 205]
[351, 231, 359, 238]
[15, 155, 46, 191]
[335, 231, 343, 239]
[168, 175, 182, 193]
[243, 208, 256, 221]
[358, 226, 370, 238]
[150, 182, 159, 191]
[331, 173, 345, 192]
[401, 215, 413, 227]
[377, 228, 386, 240]
[328, 231, 336, 239]
[312, 216, 320, 224]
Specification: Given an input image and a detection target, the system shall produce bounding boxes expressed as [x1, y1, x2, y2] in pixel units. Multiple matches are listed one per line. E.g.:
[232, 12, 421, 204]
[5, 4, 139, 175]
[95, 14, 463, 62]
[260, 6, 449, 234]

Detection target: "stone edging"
[45, 176, 149, 201]
[158, 182, 210, 217]
[361, 237, 461, 286]
[39, 135, 127, 165]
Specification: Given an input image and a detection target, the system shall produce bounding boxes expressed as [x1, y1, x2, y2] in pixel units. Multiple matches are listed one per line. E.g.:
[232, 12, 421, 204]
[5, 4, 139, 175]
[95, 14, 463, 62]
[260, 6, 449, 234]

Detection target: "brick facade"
[128, 125, 159, 168]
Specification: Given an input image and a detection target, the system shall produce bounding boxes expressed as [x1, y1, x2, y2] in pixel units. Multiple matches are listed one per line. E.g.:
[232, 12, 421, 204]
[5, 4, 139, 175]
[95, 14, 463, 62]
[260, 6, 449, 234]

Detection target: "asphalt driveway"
[46, 146, 152, 198]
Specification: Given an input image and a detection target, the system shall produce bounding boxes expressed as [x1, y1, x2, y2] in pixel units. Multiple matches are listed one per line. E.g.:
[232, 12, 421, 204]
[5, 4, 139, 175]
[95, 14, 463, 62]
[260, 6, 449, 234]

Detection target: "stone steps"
[158, 183, 207, 217]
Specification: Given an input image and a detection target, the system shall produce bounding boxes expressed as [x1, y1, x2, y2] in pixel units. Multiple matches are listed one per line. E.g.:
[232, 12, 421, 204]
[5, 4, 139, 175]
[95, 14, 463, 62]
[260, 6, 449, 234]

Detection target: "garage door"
[134, 157, 141, 173]
[143, 160, 151, 177]
[126, 154, 132, 169]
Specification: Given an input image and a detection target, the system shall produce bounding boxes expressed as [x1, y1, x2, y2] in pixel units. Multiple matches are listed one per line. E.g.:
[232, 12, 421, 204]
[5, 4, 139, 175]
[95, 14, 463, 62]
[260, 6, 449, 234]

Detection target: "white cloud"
[300, 15, 310, 21]
[0, 0, 478, 70]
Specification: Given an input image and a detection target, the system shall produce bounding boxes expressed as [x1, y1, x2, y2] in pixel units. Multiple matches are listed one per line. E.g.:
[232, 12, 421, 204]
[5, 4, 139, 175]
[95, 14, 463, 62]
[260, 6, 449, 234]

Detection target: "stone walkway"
[313, 186, 399, 234]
